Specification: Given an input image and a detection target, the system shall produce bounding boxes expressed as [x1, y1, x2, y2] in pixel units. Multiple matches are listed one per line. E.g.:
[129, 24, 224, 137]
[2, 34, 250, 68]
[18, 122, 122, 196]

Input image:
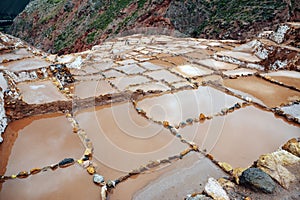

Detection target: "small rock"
[179, 121, 187, 127]
[232, 167, 246, 184]
[282, 138, 300, 157]
[58, 158, 75, 168]
[239, 167, 276, 193]
[17, 171, 29, 178]
[93, 174, 105, 185]
[186, 194, 212, 200]
[186, 118, 193, 124]
[218, 178, 235, 189]
[30, 168, 41, 175]
[87, 166, 95, 175]
[82, 160, 91, 168]
[84, 148, 92, 158]
[107, 180, 116, 188]
[101, 185, 107, 200]
[218, 162, 233, 173]
[199, 113, 206, 121]
[204, 177, 230, 200]
[163, 121, 169, 127]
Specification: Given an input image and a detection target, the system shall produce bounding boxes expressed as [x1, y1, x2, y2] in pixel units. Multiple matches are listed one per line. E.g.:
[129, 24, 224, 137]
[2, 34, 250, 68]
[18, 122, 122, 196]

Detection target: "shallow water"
[268, 76, 300, 89]
[74, 80, 117, 99]
[196, 59, 238, 70]
[145, 69, 183, 83]
[171, 64, 213, 78]
[2, 57, 51, 72]
[0, 113, 87, 199]
[110, 152, 226, 200]
[178, 106, 300, 168]
[110, 75, 150, 90]
[117, 64, 146, 75]
[137, 86, 243, 126]
[0, 165, 99, 200]
[0, 48, 33, 63]
[75, 102, 188, 172]
[17, 80, 68, 104]
[217, 51, 261, 63]
[224, 76, 300, 107]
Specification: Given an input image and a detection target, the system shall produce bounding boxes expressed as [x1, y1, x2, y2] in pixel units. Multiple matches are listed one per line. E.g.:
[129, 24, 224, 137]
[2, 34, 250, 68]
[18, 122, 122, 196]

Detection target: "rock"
[256, 150, 298, 189]
[82, 160, 91, 168]
[163, 121, 169, 127]
[17, 171, 29, 178]
[87, 166, 95, 175]
[218, 162, 233, 173]
[107, 180, 116, 188]
[93, 174, 105, 185]
[282, 138, 300, 157]
[186, 118, 193, 124]
[232, 167, 246, 184]
[199, 113, 206, 121]
[218, 178, 235, 189]
[186, 194, 212, 200]
[239, 167, 276, 193]
[58, 158, 75, 168]
[204, 177, 230, 200]
[101, 185, 107, 200]
[30, 168, 41, 175]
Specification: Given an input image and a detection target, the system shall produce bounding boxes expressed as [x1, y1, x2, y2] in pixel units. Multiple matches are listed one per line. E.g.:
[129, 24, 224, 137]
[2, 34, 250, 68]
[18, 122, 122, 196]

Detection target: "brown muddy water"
[75, 102, 188, 172]
[136, 86, 243, 126]
[111, 152, 226, 200]
[74, 80, 117, 99]
[224, 76, 300, 107]
[0, 113, 86, 199]
[17, 80, 68, 104]
[2, 57, 51, 72]
[178, 106, 300, 168]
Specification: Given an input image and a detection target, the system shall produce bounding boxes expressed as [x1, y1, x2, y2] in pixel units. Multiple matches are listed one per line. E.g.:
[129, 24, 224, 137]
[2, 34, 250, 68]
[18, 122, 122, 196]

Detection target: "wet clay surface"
[179, 106, 300, 168]
[224, 76, 300, 107]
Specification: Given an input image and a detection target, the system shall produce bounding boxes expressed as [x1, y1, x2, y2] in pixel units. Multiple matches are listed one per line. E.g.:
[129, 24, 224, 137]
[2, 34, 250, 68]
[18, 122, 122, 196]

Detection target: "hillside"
[8, 0, 300, 54]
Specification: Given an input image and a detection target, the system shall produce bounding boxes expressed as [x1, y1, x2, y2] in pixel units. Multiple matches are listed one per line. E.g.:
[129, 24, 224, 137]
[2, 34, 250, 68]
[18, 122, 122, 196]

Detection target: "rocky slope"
[8, 0, 300, 54]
